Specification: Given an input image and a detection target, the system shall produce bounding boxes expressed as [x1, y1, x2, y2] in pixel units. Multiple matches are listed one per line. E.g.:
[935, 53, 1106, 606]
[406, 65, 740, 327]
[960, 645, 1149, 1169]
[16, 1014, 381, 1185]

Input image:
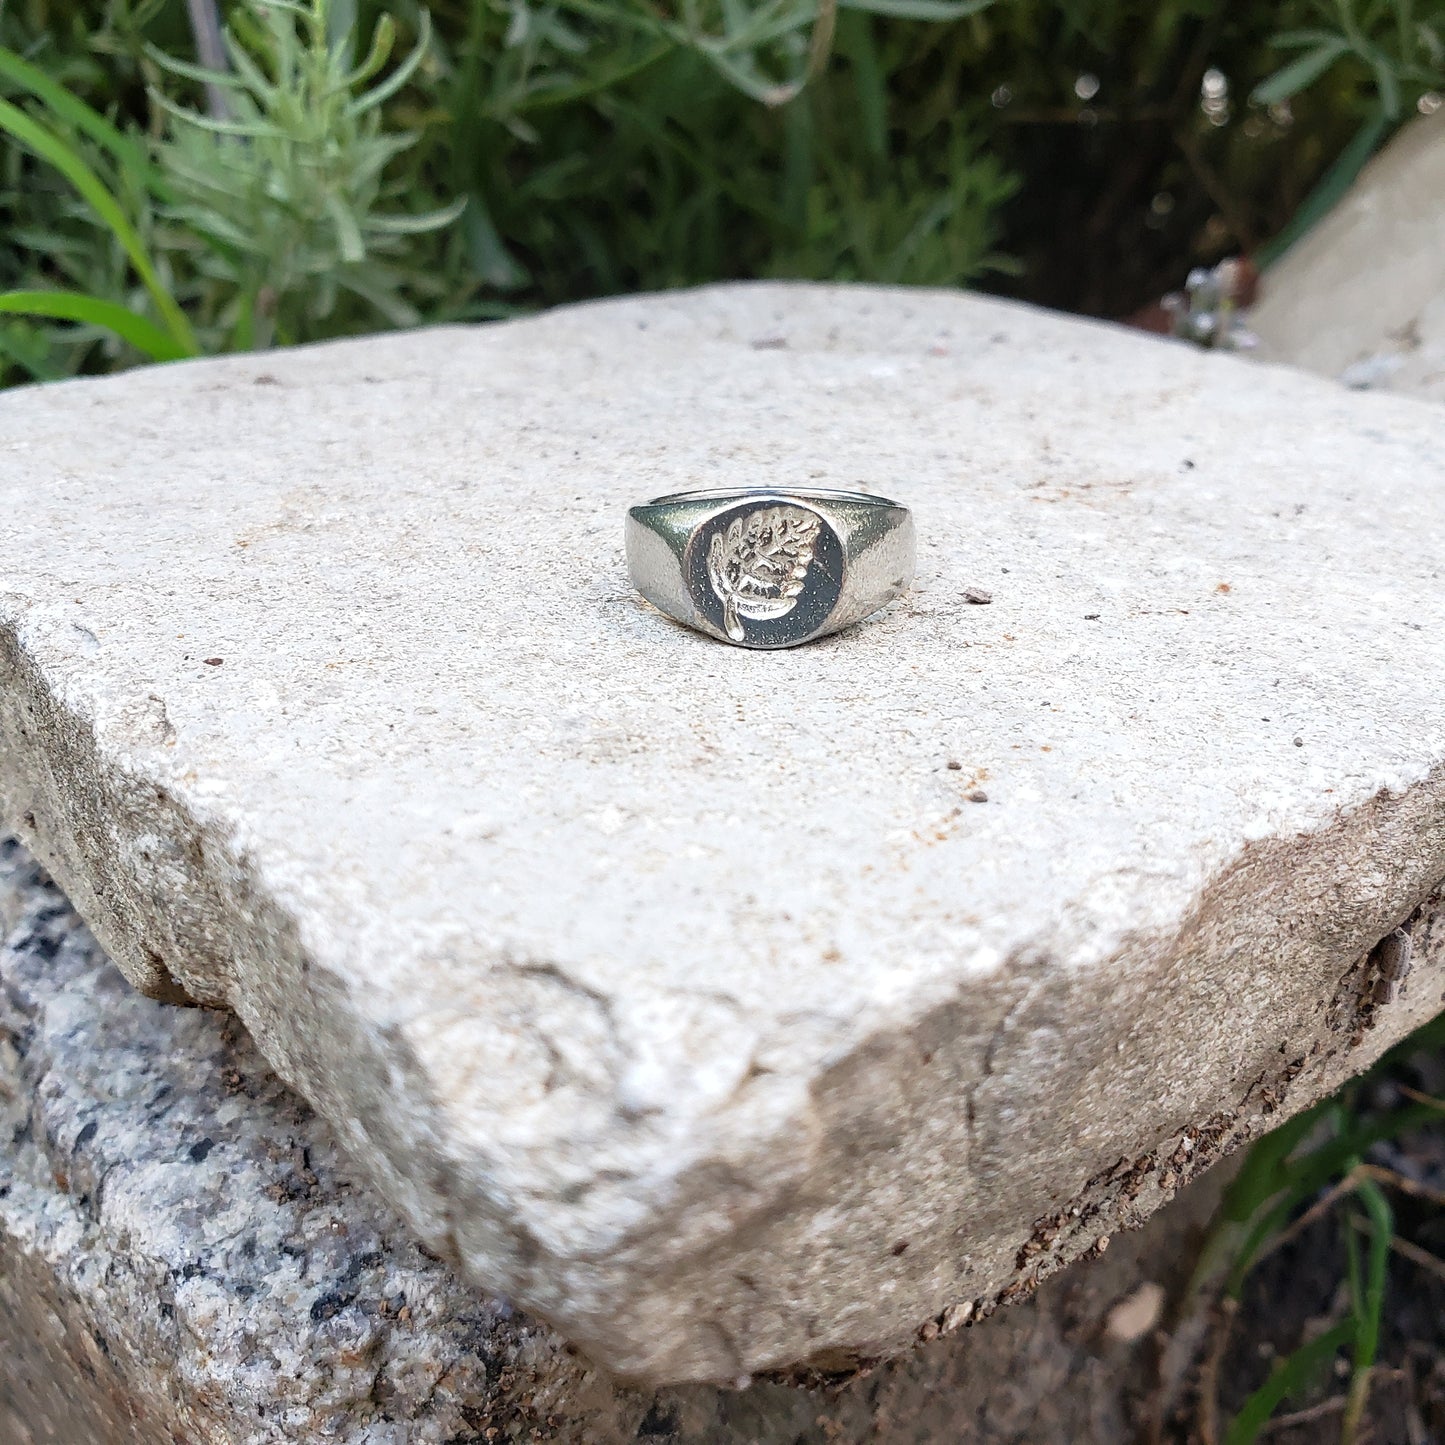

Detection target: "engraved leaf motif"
[706, 505, 821, 642]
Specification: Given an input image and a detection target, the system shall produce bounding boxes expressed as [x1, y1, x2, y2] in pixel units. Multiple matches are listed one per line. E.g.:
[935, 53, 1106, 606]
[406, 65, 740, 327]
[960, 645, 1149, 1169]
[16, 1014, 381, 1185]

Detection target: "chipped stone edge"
[5, 551, 1445, 1386]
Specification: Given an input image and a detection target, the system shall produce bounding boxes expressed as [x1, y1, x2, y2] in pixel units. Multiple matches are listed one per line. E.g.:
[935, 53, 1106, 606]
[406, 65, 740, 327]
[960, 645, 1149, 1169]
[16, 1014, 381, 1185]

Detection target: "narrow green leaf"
[1282, 1100, 1441, 1203]
[0, 97, 197, 354]
[147, 87, 281, 138]
[459, 195, 531, 291]
[1221, 1320, 1355, 1445]
[1419, 22, 1445, 68]
[1226, 1185, 1328, 1298]
[141, 42, 242, 94]
[837, 12, 888, 162]
[341, 13, 398, 90]
[327, 0, 361, 63]
[223, 39, 282, 110]
[1224, 1093, 1439, 1295]
[1252, 40, 1350, 105]
[1260, 107, 1389, 265]
[349, 11, 432, 116]
[0, 45, 147, 175]
[510, 39, 672, 113]
[841, 0, 997, 16]
[1269, 27, 1352, 48]
[230, 288, 257, 353]
[1371, 53, 1403, 118]
[335, 271, 420, 327]
[365, 196, 468, 235]
[325, 193, 367, 263]
[1341, 1179, 1393, 1437]
[0, 290, 191, 362]
[248, 0, 316, 22]
[695, 43, 802, 105]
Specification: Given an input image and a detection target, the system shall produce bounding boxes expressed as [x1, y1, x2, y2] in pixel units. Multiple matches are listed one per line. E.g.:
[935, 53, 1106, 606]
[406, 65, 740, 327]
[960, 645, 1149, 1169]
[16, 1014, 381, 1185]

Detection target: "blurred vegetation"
[2, 0, 1444, 384]
[1189, 1008, 1445, 1443]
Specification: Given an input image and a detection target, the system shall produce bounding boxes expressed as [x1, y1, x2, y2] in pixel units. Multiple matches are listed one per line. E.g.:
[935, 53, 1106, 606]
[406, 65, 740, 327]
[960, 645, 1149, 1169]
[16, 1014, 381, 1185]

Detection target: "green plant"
[411, 0, 1018, 306]
[1, 0, 1026, 382]
[1251, 0, 1445, 261]
[145, 0, 465, 348]
[1193, 1010, 1445, 1443]
[0, 0, 465, 377]
[5, 0, 1444, 390]
[1256, 0, 1445, 121]
[0, 39, 195, 376]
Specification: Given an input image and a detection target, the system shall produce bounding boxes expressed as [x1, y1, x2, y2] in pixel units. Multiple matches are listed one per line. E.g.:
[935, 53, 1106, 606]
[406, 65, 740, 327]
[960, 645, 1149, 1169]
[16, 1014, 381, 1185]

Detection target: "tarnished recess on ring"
[625, 488, 915, 649]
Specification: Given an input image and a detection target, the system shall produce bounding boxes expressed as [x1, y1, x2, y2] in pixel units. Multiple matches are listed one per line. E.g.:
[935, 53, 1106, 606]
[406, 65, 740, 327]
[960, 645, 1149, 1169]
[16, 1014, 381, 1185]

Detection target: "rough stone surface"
[0, 838, 1230, 1444]
[3, 282, 1445, 1382]
[1249, 109, 1445, 399]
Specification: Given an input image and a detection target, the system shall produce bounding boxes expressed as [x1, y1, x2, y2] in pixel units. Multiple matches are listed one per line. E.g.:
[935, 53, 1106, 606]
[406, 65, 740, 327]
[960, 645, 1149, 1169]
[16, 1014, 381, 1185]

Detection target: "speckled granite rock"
[5, 283, 1445, 1382]
[0, 840, 570, 1444]
[0, 837, 1231, 1444]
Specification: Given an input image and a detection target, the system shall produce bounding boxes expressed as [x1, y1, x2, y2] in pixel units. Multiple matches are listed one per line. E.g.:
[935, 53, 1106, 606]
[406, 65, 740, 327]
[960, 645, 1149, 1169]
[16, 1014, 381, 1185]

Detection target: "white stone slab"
[1250, 110, 1445, 400]
[2, 283, 1444, 1383]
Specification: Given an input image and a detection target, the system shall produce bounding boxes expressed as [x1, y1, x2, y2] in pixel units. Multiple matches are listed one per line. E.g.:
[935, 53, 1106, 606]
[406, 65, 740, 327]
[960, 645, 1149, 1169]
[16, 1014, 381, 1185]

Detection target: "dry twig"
[1256, 1393, 1347, 1436]
[1250, 1168, 1364, 1269]
[1195, 1296, 1238, 1445]
[1397, 1085, 1445, 1115]
[1387, 1233, 1445, 1284]
[1359, 1162, 1445, 1209]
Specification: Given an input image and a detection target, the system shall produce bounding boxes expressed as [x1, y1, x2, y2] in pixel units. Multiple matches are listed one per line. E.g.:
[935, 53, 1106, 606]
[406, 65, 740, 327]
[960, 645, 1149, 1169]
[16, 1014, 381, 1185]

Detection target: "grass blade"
[1252, 39, 1350, 105]
[1286, 1099, 1443, 1192]
[0, 290, 192, 362]
[1223, 1095, 1440, 1294]
[842, 0, 997, 16]
[1340, 1179, 1393, 1441]
[1371, 52, 1403, 119]
[837, 12, 888, 162]
[0, 97, 197, 355]
[1222, 1319, 1355, 1445]
[0, 45, 147, 174]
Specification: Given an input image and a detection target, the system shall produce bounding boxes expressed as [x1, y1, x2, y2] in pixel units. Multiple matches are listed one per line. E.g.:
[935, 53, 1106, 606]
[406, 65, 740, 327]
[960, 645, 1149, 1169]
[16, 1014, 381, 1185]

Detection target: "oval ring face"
[682, 499, 844, 648]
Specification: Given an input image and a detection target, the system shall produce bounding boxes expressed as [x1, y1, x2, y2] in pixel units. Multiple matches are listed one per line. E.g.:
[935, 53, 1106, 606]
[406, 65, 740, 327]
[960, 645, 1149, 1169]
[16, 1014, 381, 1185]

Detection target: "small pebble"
[1293, 736, 1303, 747]
[203, 657, 223, 666]
[967, 790, 989, 804]
[1104, 1282, 1165, 1344]
[963, 587, 993, 605]
[946, 760, 963, 771]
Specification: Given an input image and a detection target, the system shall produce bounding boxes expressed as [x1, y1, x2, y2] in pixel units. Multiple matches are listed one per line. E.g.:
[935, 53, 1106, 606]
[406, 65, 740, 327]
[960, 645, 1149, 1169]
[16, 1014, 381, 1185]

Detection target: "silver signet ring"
[626, 487, 915, 649]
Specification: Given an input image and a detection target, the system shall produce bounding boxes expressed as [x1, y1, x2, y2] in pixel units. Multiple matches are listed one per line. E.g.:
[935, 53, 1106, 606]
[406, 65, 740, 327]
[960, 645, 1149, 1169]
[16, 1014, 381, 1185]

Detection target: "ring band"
[626, 487, 915, 649]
